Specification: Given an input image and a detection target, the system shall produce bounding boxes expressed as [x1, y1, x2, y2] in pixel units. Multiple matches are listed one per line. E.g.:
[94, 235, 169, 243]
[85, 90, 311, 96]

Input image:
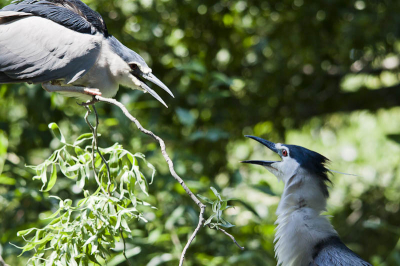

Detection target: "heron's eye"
[130, 64, 138, 70]
[282, 150, 288, 157]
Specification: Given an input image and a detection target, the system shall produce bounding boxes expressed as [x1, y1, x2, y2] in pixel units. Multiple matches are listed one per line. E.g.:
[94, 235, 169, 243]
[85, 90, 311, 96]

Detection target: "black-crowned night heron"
[242, 136, 371, 266]
[0, 0, 173, 107]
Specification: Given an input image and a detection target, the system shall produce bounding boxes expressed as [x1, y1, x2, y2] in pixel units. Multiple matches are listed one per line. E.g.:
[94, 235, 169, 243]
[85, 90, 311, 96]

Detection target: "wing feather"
[311, 237, 371, 266]
[1, 0, 108, 35]
[0, 14, 102, 83]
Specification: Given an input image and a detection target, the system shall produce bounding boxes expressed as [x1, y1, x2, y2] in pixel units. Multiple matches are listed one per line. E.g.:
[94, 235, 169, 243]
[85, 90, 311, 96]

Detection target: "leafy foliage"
[198, 187, 234, 229]
[15, 123, 155, 265]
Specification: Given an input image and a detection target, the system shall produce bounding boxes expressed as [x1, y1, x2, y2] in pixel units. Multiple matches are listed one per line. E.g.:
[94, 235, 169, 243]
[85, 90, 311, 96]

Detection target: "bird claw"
[77, 95, 100, 107]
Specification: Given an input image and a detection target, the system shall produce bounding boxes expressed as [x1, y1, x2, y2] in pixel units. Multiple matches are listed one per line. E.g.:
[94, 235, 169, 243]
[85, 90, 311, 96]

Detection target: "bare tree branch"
[209, 226, 245, 250]
[119, 227, 132, 266]
[180, 206, 206, 266]
[89, 96, 207, 266]
[83, 106, 107, 194]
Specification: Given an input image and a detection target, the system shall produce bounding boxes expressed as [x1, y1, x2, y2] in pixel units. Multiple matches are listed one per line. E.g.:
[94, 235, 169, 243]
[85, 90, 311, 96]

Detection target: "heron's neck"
[274, 171, 337, 266]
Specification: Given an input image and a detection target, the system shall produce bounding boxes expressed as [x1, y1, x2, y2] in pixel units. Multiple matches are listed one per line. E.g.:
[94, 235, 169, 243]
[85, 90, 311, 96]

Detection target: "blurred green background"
[1, 0, 400, 265]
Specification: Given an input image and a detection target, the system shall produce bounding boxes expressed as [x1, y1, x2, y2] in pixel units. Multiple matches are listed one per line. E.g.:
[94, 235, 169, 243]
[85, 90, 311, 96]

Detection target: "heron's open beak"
[132, 71, 174, 108]
[241, 135, 280, 166]
[141, 72, 174, 98]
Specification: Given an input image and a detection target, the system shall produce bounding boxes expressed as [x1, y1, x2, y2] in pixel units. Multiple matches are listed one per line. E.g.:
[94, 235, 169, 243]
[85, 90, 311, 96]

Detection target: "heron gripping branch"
[0, 0, 174, 107]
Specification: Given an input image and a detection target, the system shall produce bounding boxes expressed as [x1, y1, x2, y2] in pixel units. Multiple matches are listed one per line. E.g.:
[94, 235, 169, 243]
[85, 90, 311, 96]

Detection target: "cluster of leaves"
[14, 123, 156, 265]
[198, 187, 234, 229]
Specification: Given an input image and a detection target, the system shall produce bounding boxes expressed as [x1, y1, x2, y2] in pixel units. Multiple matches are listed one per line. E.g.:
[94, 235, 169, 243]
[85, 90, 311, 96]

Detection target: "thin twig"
[92, 96, 206, 266]
[92, 105, 112, 195]
[180, 205, 205, 265]
[83, 106, 106, 194]
[209, 226, 245, 250]
[82, 100, 130, 264]
[119, 226, 132, 266]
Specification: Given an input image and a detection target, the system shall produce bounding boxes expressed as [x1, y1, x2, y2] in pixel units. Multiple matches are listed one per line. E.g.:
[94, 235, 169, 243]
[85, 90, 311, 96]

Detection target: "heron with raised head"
[242, 135, 371, 266]
[0, 0, 173, 107]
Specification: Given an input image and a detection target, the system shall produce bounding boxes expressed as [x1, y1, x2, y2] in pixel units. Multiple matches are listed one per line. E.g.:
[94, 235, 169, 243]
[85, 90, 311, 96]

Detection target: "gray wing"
[1, 0, 108, 36]
[311, 236, 372, 266]
[0, 12, 102, 84]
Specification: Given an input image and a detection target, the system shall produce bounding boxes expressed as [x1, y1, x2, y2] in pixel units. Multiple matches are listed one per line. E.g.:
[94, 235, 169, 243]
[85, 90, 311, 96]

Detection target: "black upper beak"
[244, 135, 279, 153]
[141, 72, 174, 98]
[241, 135, 279, 166]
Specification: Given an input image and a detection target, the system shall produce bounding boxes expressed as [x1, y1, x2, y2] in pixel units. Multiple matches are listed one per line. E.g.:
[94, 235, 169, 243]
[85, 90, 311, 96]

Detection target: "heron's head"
[242, 136, 331, 194]
[108, 36, 174, 106]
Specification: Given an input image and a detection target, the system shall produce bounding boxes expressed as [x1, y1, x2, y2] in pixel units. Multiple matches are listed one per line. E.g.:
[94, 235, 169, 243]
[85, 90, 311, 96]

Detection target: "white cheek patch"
[266, 162, 281, 178]
[281, 157, 300, 181]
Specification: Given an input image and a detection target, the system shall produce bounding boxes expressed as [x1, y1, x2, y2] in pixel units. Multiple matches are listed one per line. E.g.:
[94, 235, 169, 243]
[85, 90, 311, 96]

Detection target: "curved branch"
[210, 226, 245, 250]
[91, 96, 207, 265]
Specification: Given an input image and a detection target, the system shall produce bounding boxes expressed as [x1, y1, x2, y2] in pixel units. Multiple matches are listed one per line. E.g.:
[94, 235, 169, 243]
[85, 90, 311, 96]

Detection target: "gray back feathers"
[0, 0, 104, 84]
[311, 236, 372, 266]
[2, 0, 108, 35]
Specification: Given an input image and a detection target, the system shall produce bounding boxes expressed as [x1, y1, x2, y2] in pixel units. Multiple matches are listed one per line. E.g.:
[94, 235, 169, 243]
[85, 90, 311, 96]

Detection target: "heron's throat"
[274, 172, 337, 266]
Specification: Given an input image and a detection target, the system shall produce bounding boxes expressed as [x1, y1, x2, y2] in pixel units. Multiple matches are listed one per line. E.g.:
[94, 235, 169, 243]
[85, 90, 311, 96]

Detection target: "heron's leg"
[41, 83, 102, 96]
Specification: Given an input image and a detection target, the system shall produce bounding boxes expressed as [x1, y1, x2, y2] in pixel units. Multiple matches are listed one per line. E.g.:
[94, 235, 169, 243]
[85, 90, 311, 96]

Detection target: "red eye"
[130, 64, 138, 70]
[282, 150, 288, 157]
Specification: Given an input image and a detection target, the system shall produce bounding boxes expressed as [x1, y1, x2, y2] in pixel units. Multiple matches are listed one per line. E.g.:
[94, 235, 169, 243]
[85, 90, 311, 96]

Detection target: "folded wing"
[0, 12, 102, 84]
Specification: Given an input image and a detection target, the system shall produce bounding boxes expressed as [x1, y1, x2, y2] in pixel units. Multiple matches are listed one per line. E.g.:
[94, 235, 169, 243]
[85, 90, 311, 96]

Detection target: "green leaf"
[73, 133, 93, 146]
[48, 123, 66, 144]
[219, 217, 235, 228]
[77, 168, 86, 188]
[197, 194, 213, 204]
[220, 200, 227, 211]
[204, 213, 216, 226]
[137, 173, 149, 196]
[41, 209, 60, 220]
[210, 187, 221, 200]
[120, 218, 131, 233]
[75, 147, 86, 163]
[109, 150, 119, 177]
[212, 201, 218, 213]
[43, 164, 57, 192]
[146, 162, 156, 185]
[126, 153, 136, 166]
[40, 167, 47, 191]
[106, 247, 141, 266]
[17, 228, 39, 237]
[83, 235, 97, 247]
[49, 195, 62, 201]
[221, 205, 234, 211]
[99, 143, 121, 154]
[69, 257, 78, 266]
